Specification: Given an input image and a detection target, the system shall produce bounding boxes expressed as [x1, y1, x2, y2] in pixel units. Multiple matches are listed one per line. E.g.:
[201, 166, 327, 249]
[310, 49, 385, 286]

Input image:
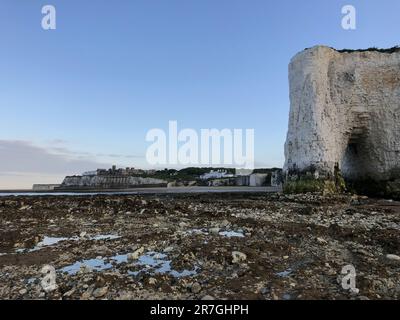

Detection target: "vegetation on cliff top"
[304, 46, 400, 54]
[335, 46, 400, 53]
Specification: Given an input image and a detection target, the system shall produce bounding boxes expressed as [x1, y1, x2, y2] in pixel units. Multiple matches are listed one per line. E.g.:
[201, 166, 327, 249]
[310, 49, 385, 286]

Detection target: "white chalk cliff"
[61, 175, 167, 189]
[284, 45, 400, 182]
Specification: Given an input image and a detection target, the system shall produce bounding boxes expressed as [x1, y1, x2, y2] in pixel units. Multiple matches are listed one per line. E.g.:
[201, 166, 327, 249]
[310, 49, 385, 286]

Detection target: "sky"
[0, 0, 399, 189]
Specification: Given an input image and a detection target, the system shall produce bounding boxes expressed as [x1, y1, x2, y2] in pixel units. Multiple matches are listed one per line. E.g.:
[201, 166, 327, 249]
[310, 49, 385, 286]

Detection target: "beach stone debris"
[232, 251, 247, 264]
[127, 247, 145, 261]
[92, 287, 108, 298]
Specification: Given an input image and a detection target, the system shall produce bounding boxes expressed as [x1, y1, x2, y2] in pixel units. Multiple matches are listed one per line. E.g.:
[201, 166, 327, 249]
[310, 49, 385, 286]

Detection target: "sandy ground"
[0, 192, 399, 300]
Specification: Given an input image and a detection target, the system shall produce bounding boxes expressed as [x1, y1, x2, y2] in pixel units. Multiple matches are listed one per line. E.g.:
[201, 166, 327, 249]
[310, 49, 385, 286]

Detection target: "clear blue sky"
[0, 0, 399, 188]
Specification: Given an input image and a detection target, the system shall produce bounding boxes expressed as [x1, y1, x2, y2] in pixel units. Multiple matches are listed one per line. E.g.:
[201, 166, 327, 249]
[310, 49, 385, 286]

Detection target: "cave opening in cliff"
[341, 138, 368, 181]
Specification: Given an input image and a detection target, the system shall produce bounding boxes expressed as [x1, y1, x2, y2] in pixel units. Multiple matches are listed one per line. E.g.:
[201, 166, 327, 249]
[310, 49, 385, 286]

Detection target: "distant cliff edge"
[58, 175, 168, 190]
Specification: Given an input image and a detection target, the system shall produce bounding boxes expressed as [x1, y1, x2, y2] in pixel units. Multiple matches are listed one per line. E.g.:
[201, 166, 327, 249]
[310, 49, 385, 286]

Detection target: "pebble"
[127, 247, 145, 261]
[386, 254, 400, 262]
[209, 228, 220, 235]
[78, 265, 93, 274]
[63, 289, 75, 297]
[232, 251, 247, 264]
[19, 289, 27, 295]
[260, 287, 270, 295]
[220, 220, 230, 227]
[80, 291, 91, 300]
[79, 231, 87, 238]
[350, 287, 360, 295]
[191, 282, 202, 294]
[92, 287, 108, 298]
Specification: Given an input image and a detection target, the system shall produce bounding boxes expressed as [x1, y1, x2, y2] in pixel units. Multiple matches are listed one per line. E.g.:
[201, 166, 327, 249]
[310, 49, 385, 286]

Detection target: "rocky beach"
[0, 192, 399, 300]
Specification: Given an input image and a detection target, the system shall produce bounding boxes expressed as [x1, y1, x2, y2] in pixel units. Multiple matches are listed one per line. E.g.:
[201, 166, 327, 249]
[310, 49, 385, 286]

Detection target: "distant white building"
[200, 170, 234, 180]
[82, 171, 97, 176]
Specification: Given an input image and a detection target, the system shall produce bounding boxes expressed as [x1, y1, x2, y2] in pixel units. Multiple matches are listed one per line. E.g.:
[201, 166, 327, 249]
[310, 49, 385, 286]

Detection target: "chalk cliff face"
[284, 46, 400, 182]
[60, 175, 167, 189]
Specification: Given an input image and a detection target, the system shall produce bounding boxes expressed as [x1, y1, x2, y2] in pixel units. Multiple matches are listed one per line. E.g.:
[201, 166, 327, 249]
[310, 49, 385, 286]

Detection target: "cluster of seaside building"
[32, 166, 282, 191]
[82, 165, 157, 177]
[199, 169, 283, 187]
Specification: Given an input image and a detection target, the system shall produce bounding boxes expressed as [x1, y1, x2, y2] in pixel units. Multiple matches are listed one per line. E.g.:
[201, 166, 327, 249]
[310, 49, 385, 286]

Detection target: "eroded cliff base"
[346, 179, 400, 200]
[283, 166, 400, 200]
[284, 177, 400, 200]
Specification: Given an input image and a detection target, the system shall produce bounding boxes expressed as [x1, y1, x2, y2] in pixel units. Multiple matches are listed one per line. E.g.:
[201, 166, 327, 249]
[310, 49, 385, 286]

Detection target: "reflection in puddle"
[128, 251, 198, 277]
[60, 251, 198, 278]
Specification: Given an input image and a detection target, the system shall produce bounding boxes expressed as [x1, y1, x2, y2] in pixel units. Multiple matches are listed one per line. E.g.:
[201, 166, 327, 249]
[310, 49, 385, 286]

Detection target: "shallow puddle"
[60, 251, 198, 278]
[60, 253, 131, 274]
[188, 229, 245, 238]
[34, 236, 77, 249]
[128, 251, 198, 277]
[18, 234, 121, 253]
[218, 231, 244, 238]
